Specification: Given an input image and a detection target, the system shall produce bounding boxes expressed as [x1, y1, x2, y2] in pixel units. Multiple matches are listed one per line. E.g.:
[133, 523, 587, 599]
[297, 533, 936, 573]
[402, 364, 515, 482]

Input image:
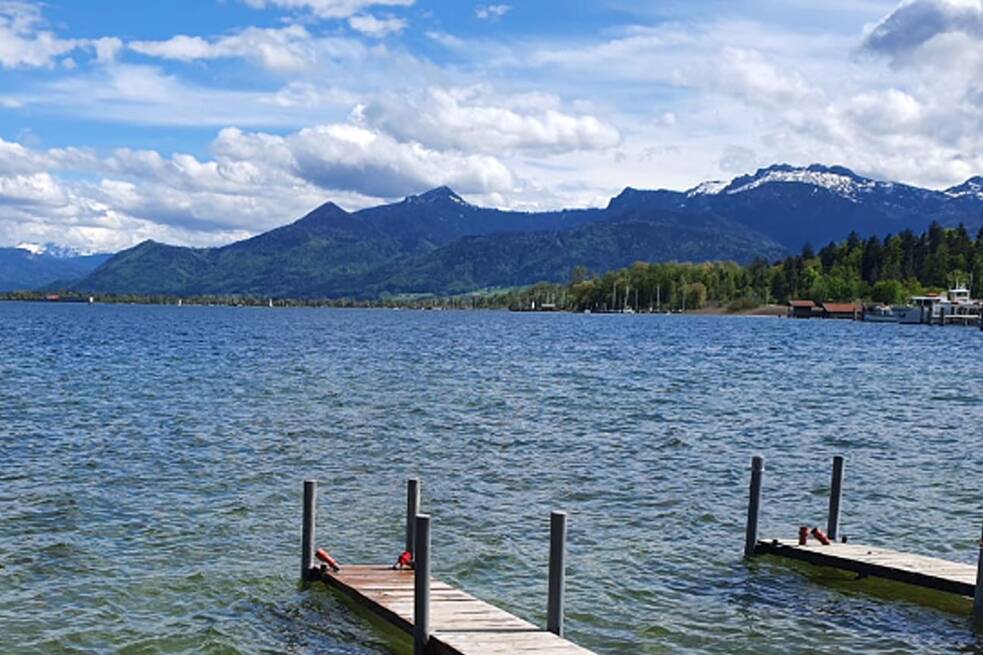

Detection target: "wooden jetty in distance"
[744, 455, 983, 611]
[300, 480, 598, 655]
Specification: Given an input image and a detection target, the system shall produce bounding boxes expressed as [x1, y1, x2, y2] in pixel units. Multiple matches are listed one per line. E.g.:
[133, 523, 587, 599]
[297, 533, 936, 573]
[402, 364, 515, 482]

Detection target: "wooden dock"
[313, 565, 595, 655]
[743, 455, 983, 610]
[301, 479, 599, 655]
[754, 539, 977, 597]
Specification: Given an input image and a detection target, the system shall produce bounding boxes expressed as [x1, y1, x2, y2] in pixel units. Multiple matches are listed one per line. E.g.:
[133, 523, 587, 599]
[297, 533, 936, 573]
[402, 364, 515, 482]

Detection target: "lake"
[2, 302, 983, 654]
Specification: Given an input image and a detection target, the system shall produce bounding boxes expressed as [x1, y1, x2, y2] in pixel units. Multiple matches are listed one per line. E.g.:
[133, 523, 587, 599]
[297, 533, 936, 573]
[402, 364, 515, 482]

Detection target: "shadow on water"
[756, 557, 974, 615]
[306, 581, 412, 655]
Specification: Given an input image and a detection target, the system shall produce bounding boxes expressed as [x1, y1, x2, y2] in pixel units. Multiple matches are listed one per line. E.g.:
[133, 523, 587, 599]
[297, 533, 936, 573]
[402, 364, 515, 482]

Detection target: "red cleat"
[316, 548, 341, 572]
[392, 550, 414, 570]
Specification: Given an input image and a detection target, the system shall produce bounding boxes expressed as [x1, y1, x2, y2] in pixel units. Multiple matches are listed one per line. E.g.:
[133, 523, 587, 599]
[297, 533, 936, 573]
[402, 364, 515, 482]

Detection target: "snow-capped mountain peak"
[945, 176, 983, 200]
[685, 180, 728, 197]
[406, 186, 471, 207]
[15, 242, 46, 255]
[718, 164, 882, 200]
[15, 242, 90, 258]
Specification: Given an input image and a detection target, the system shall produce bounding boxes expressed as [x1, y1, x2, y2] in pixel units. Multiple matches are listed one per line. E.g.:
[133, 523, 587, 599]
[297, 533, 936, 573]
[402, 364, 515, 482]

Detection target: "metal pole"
[827, 456, 844, 541]
[547, 510, 567, 636]
[406, 478, 420, 556]
[414, 514, 431, 655]
[744, 456, 763, 559]
[302, 479, 317, 582]
[975, 524, 983, 616]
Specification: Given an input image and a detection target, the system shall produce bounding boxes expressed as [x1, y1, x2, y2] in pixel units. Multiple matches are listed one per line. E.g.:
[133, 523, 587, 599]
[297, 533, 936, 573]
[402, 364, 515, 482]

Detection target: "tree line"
[558, 221, 983, 312]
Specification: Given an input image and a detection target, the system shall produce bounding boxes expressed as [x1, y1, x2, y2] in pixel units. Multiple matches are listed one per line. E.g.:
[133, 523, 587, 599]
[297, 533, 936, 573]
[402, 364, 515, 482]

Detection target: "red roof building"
[787, 299, 817, 318]
[821, 303, 858, 319]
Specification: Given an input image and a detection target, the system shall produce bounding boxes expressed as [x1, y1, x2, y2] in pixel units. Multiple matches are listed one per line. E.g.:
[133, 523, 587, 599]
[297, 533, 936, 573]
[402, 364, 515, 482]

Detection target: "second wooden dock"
[754, 539, 978, 597]
[744, 455, 983, 610]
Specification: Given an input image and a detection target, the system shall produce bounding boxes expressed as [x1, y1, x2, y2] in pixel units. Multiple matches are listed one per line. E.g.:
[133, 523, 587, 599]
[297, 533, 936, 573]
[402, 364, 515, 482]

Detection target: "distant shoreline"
[0, 293, 788, 316]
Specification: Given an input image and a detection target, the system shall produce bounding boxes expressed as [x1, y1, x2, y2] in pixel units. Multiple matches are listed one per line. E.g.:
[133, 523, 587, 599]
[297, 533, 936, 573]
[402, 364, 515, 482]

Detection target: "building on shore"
[787, 300, 818, 319]
[821, 303, 859, 320]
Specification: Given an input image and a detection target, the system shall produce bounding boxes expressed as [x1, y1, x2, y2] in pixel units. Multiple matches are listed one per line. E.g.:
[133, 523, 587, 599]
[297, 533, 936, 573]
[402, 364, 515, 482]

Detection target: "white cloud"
[862, 0, 983, 60]
[0, 135, 49, 175]
[840, 89, 922, 132]
[0, 172, 68, 207]
[0, 1, 78, 68]
[92, 37, 123, 63]
[241, 0, 414, 19]
[348, 14, 407, 37]
[0, 133, 317, 251]
[0, 2, 127, 69]
[425, 30, 466, 49]
[3, 64, 356, 127]
[359, 87, 621, 155]
[717, 47, 823, 110]
[218, 123, 515, 197]
[129, 25, 317, 72]
[0, 113, 523, 252]
[475, 4, 510, 20]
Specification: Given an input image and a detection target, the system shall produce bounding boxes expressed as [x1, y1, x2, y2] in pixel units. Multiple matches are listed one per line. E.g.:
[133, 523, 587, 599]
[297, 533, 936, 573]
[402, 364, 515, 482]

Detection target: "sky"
[0, 0, 981, 252]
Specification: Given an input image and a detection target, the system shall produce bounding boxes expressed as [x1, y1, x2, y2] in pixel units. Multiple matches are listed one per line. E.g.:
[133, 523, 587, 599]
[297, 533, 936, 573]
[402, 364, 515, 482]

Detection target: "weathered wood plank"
[756, 539, 977, 597]
[314, 564, 596, 655]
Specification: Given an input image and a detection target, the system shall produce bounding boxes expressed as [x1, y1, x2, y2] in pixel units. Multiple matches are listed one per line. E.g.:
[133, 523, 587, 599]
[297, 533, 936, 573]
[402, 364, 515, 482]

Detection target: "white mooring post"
[414, 514, 431, 655]
[301, 479, 317, 582]
[547, 510, 567, 637]
[827, 456, 844, 541]
[744, 456, 764, 559]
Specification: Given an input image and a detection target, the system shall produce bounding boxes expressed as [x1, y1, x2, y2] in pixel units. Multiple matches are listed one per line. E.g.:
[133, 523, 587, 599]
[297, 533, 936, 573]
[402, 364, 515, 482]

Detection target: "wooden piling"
[547, 510, 567, 636]
[302, 479, 317, 582]
[827, 456, 844, 541]
[406, 478, 420, 556]
[745, 456, 763, 559]
[975, 525, 983, 616]
[414, 513, 431, 655]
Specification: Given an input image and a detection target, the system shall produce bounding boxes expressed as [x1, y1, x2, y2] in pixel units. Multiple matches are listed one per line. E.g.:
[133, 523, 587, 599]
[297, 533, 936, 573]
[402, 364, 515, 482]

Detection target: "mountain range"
[69, 186, 786, 297]
[0, 244, 110, 292]
[5, 163, 983, 297]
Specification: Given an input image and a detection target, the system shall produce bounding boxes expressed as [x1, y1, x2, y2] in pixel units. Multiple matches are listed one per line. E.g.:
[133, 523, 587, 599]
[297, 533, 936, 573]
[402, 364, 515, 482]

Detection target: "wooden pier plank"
[756, 539, 977, 596]
[316, 565, 596, 655]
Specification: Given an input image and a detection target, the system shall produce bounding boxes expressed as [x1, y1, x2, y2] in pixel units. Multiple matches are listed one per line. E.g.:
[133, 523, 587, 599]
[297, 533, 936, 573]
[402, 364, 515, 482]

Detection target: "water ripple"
[2, 304, 983, 654]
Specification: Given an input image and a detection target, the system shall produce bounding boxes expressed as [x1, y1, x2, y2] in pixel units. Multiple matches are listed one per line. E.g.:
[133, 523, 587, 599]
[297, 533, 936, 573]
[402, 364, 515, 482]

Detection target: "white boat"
[936, 286, 982, 325]
[863, 305, 897, 322]
[894, 286, 982, 324]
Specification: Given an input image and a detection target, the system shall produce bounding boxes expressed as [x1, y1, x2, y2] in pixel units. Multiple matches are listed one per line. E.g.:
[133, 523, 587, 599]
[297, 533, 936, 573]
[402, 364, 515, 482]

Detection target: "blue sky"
[0, 0, 980, 251]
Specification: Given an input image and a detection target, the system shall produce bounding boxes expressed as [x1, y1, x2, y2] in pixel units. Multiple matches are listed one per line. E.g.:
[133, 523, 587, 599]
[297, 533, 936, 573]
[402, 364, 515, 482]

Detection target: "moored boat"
[862, 305, 898, 322]
[893, 285, 981, 325]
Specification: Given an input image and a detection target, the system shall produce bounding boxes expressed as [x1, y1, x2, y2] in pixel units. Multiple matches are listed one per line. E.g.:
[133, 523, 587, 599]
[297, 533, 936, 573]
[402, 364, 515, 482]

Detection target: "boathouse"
[787, 299, 816, 318]
[821, 302, 858, 319]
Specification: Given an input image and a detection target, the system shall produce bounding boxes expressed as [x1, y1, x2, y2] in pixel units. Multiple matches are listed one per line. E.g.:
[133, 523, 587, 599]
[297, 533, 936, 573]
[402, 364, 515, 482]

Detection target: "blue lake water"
[2, 302, 983, 654]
